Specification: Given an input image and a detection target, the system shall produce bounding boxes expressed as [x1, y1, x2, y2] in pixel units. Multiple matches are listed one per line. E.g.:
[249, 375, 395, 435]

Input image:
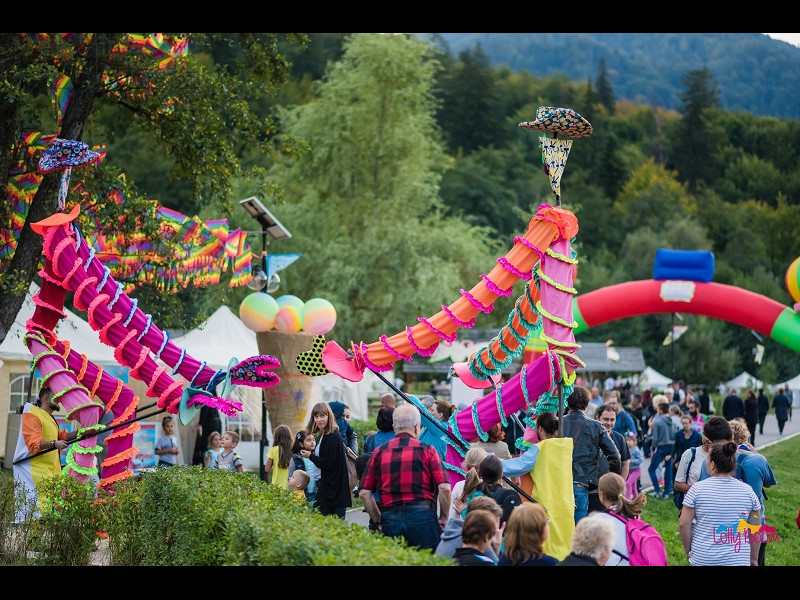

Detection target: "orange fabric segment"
[30, 203, 80, 235]
[362, 213, 562, 366]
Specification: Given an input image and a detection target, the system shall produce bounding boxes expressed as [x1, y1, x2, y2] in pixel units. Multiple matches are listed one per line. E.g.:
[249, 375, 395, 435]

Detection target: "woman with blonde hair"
[299, 402, 352, 517]
[498, 503, 558, 566]
[594, 472, 649, 566]
[449, 446, 489, 520]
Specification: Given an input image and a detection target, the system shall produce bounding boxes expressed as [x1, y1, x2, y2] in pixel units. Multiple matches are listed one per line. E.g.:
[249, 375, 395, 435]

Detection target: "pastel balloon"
[786, 256, 800, 303]
[276, 294, 305, 312]
[274, 305, 303, 333]
[239, 292, 279, 332]
[302, 298, 337, 335]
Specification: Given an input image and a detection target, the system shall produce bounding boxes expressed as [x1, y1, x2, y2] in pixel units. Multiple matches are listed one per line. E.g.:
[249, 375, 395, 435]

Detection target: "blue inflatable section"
[653, 249, 715, 282]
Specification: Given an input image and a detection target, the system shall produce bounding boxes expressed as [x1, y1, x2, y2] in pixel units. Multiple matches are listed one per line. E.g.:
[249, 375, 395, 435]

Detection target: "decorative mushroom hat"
[519, 106, 593, 138]
[38, 138, 103, 174]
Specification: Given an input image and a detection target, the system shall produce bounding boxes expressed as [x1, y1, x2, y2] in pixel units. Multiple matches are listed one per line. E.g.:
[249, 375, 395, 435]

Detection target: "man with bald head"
[359, 403, 451, 551]
[380, 392, 397, 409]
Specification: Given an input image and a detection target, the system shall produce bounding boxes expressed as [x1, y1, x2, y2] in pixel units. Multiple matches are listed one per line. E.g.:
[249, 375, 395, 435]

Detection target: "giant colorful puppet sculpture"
[15, 137, 281, 494]
[294, 106, 591, 559]
[296, 106, 592, 479]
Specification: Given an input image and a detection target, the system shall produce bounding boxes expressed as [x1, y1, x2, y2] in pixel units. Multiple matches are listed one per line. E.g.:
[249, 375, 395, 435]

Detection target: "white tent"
[638, 366, 672, 390]
[2, 282, 119, 463]
[170, 305, 258, 371]
[170, 305, 379, 471]
[724, 371, 763, 392]
[0, 282, 118, 364]
[170, 305, 374, 421]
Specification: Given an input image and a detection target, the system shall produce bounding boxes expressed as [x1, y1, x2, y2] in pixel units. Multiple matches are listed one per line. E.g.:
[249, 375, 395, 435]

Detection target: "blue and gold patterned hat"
[519, 106, 593, 138]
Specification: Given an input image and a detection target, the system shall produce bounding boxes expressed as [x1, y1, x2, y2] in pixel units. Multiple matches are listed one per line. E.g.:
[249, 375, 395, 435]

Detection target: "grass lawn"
[640, 433, 799, 566]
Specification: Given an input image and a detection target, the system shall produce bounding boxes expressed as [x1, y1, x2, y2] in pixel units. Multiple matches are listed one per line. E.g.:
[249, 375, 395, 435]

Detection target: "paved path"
[346, 412, 799, 527]
[639, 412, 798, 491]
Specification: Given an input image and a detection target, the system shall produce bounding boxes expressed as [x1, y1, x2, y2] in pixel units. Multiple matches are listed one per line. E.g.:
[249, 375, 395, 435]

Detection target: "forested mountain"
[416, 33, 800, 120]
[3, 33, 798, 387]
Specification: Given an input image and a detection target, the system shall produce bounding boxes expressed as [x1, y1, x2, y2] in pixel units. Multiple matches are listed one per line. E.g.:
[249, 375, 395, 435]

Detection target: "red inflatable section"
[574, 280, 785, 337]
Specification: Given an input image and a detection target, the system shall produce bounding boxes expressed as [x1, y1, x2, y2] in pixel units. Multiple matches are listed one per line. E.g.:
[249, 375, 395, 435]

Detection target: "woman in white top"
[593, 472, 648, 566]
[448, 447, 489, 520]
[679, 441, 761, 566]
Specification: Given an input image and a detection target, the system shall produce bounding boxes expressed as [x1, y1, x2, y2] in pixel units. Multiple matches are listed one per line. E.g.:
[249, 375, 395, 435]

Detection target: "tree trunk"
[0, 33, 123, 345]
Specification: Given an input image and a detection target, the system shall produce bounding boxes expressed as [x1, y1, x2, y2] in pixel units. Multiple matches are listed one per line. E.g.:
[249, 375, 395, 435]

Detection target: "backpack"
[673, 447, 697, 511]
[610, 512, 668, 566]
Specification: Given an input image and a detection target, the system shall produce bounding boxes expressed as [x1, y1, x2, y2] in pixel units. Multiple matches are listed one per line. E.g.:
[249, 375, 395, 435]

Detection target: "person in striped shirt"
[679, 441, 761, 566]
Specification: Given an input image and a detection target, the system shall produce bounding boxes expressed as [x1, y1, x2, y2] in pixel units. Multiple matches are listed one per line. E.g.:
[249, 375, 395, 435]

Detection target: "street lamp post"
[239, 197, 291, 482]
[670, 312, 675, 382]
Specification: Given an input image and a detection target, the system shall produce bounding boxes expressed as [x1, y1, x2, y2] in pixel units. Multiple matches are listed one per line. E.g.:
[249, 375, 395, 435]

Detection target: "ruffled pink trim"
[460, 289, 494, 314]
[407, 327, 438, 356]
[99, 312, 123, 346]
[479, 274, 513, 297]
[513, 236, 545, 262]
[41, 226, 59, 260]
[74, 276, 98, 311]
[87, 294, 111, 330]
[50, 235, 75, 278]
[418, 317, 457, 343]
[32, 293, 66, 319]
[147, 367, 167, 399]
[61, 258, 84, 289]
[360, 344, 395, 372]
[442, 304, 476, 328]
[38, 267, 62, 286]
[497, 257, 532, 280]
[381, 335, 413, 361]
[129, 346, 149, 379]
[113, 329, 139, 366]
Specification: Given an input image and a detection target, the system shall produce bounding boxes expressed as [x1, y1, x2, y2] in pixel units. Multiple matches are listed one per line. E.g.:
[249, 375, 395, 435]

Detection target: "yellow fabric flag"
[520, 436, 574, 560]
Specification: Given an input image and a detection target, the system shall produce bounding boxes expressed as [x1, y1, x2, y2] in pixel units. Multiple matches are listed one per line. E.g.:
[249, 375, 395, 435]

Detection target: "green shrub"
[101, 466, 453, 566]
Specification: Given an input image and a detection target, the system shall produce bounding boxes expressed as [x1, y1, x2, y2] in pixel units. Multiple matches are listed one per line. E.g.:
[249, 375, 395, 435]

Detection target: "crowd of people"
[12, 372, 791, 565]
[248, 377, 789, 566]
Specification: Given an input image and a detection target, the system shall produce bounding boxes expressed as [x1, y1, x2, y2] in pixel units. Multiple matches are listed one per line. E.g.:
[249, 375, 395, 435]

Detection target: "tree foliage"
[2, 33, 799, 385]
[264, 33, 504, 346]
[0, 33, 308, 338]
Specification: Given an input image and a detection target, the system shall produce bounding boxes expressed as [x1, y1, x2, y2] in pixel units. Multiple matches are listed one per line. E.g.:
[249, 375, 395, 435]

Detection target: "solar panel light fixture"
[239, 197, 292, 240]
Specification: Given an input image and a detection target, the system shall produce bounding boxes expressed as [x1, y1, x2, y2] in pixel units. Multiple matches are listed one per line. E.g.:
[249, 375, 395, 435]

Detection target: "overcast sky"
[764, 33, 800, 47]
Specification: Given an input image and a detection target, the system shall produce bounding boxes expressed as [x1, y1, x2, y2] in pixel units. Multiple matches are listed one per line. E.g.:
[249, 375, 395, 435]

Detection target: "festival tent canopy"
[170, 305, 258, 371]
[638, 366, 672, 390]
[0, 282, 117, 364]
[170, 305, 375, 420]
[724, 371, 763, 392]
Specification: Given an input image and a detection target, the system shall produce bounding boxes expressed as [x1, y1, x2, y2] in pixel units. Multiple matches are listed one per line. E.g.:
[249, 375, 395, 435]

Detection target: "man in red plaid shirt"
[359, 403, 451, 551]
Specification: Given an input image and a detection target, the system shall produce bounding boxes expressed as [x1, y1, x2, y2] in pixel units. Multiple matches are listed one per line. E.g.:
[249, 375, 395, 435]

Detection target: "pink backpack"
[610, 512, 668, 566]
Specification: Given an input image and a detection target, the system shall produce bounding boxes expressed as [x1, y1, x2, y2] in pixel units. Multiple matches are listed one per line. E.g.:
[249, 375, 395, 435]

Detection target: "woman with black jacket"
[300, 402, 352, 518]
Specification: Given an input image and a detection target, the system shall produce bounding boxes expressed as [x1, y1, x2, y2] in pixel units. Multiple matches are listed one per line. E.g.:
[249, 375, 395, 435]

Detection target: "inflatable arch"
[573, 279, 800, 353]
